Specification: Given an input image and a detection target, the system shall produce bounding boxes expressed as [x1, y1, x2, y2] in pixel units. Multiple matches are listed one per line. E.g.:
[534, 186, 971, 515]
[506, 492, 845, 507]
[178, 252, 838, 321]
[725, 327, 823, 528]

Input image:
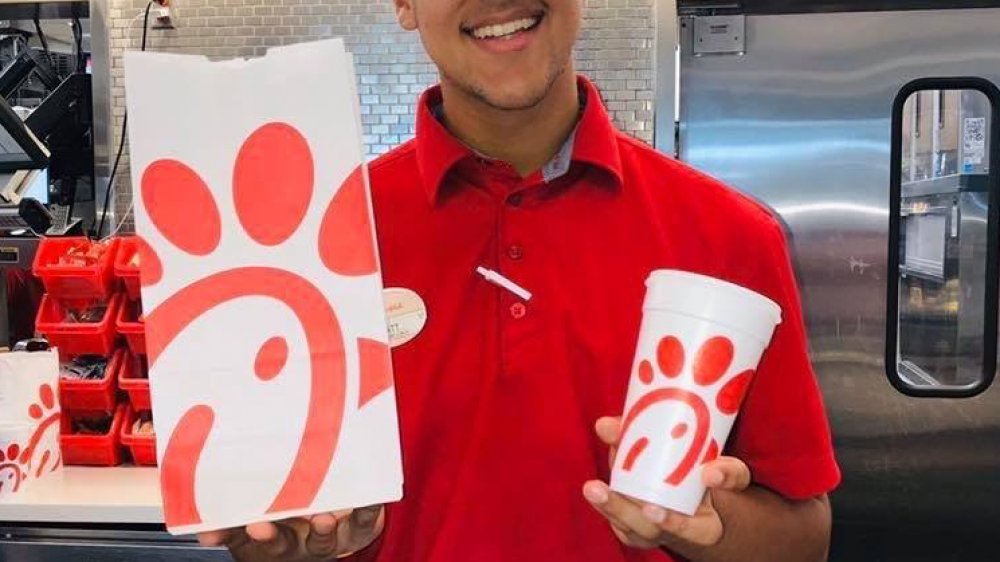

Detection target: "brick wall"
[106, 0, 655, 227]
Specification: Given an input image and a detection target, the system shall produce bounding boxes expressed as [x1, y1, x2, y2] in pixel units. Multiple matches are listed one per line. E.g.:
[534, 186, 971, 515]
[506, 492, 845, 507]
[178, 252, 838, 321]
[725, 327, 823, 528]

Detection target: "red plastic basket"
[59, 348, 123, 412]
[119, 351, 151, 411]
[121, 405, 157, 466]
[114, 237, 141, 301]
[36, 293, 123, 358]
[33, 237, 120, 301]
[60, 404, 125, 466]
[116, 299, 145, 356]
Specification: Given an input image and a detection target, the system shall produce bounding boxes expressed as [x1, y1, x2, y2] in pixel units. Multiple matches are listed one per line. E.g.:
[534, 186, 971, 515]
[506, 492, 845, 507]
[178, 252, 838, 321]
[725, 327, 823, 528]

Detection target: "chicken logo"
[617, 335, 754, 485]
[138, 122, 393, 528]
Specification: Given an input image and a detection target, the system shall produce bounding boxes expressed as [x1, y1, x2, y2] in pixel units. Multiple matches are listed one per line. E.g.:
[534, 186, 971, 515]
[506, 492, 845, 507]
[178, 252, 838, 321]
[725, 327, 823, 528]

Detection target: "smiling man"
[197, 1, 841, 561]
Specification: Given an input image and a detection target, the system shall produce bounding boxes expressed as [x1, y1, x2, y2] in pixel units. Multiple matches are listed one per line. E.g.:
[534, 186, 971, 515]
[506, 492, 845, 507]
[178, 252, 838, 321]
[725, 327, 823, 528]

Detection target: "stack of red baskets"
[114, 237, 155, 466]
[32, 236, 156, 467]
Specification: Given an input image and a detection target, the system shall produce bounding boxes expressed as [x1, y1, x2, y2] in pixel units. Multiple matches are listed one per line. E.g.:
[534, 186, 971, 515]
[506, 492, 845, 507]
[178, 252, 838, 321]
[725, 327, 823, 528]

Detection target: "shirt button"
[507, 244, 524, 260]
[509, 302, 527, 319]
[507, 193, 523, 207]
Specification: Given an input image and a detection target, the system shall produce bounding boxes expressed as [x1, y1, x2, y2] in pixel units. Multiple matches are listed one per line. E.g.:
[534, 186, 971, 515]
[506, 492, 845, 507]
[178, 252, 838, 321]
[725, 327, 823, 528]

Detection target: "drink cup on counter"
[0, 422, 32, 500]
[609, 270, 782, 516]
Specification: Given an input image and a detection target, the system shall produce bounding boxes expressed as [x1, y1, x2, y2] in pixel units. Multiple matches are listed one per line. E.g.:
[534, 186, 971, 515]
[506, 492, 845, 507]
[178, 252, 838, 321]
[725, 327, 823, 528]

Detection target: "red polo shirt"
[366, 76, 840, 562]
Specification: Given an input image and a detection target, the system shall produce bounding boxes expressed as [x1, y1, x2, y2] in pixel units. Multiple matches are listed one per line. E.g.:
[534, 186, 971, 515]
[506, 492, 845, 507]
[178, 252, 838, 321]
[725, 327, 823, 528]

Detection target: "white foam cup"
[609, 270, 782, 515]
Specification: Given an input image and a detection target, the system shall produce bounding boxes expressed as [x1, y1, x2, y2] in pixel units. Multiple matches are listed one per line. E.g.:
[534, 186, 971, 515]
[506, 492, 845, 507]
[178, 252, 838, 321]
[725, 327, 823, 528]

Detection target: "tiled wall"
[106, 0, 655, 225]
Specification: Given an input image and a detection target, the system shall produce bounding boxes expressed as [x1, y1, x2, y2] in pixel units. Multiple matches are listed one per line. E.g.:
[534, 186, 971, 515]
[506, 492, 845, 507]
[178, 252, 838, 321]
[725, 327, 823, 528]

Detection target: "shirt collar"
[415, 75, 624, 203]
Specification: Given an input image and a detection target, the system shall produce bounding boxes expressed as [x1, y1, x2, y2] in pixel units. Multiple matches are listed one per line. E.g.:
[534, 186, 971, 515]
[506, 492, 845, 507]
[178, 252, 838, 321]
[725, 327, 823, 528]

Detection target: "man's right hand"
[197, 505, 384, 562]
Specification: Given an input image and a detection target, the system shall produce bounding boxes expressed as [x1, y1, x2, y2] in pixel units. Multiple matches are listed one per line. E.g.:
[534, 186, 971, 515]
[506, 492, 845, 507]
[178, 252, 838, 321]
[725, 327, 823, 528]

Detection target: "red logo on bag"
[618, 336, 753, 485]
[22, 383, 62, 477]
[0, 384, 60, 497]
[140, 123, 391, 527]
[0, 444, 26, 496]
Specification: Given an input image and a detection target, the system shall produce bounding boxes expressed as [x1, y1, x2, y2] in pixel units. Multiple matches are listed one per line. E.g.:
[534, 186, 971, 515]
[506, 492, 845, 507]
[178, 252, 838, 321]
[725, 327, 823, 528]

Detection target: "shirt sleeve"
[726, 218, 841, 500]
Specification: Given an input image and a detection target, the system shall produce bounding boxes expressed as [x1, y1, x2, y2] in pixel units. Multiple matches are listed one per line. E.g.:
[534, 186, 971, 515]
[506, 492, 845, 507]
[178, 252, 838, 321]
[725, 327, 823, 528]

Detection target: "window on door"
[888, 79, 1000, 397]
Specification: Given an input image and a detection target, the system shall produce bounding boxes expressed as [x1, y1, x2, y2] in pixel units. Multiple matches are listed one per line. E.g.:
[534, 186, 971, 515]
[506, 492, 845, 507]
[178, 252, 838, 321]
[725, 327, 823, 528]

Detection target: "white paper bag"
[124, 39, 403, 534]
[0, 350, 62, 500]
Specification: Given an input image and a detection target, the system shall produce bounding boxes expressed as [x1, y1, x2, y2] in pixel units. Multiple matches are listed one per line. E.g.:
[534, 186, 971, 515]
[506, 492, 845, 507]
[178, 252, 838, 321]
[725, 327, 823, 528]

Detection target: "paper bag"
[0, 350, 62, 499]
[124, 39, 403, 534]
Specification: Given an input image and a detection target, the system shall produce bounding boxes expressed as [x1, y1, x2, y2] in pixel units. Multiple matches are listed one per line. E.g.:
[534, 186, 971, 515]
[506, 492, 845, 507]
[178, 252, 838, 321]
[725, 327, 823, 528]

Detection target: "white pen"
[476, 266, 533, 301]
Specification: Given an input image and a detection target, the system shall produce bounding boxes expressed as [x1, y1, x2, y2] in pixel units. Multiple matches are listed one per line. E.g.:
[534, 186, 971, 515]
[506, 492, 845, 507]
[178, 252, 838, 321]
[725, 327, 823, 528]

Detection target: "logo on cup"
[618, 335, 754, 486]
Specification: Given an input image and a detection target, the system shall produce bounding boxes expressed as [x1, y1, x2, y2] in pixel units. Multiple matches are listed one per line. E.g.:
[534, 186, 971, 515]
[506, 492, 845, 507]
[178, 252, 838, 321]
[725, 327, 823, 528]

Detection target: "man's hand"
[197, 505, 384, 562]
[583, 417, 751, 549]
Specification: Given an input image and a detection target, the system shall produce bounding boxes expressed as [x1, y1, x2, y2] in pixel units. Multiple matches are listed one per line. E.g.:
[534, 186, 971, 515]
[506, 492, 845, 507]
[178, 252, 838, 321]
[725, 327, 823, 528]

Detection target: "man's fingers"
[245, 522, 278, 543]
[349, 505, 382, 530]
[608, 520, 659, 549]
[702, 456, 752, 491]
[637, 495, 724, 547]
[345, 505, 383, 545]
[197, 528, 236, 547]
[198, 529, 250, 550]
[663, 502, 724, 545]
[245, 521, 300, 558]
[312, 513, 339, 536]
[305, 513, 340, 557]
[594, 417, 622, 446]
[349, 505, 382, 527]
[342, 505, 383, 551]
[582, 480, 661, 542]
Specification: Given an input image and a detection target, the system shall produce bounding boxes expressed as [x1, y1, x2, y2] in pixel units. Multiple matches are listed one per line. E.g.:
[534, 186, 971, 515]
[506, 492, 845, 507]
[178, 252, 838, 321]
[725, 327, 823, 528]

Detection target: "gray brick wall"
[107, 0, 655, 227]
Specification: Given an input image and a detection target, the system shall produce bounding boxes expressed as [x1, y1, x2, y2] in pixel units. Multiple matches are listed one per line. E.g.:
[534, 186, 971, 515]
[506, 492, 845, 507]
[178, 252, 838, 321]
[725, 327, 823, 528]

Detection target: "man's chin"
[450, 70, 564, 111]
[442, 64, 563, 111]
[477, 88, 550, 111]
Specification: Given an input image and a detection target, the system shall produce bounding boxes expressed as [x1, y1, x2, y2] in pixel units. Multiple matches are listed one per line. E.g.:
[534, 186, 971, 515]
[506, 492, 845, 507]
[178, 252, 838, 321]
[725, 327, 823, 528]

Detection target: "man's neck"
[438, 71, 581, 177]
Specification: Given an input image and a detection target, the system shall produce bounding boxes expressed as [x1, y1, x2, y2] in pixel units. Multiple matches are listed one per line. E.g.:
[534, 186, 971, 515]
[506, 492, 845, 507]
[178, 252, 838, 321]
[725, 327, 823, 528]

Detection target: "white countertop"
[0, 467, 164, 524]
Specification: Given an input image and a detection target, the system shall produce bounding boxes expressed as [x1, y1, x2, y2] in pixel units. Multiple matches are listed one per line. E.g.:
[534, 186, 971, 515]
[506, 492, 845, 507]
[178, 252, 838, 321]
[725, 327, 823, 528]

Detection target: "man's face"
[396, 0, 581, 110]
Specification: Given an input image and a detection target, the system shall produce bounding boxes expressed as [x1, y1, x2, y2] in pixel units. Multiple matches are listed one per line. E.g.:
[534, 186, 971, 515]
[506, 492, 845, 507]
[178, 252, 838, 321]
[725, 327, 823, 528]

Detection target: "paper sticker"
[383, 288, 427, 348]
[964, 117, 986, 165]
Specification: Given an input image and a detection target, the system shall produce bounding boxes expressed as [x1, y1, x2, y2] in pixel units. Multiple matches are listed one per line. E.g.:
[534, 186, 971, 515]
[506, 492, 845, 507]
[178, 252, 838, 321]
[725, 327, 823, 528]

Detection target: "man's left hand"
[583, 416, 752, 549]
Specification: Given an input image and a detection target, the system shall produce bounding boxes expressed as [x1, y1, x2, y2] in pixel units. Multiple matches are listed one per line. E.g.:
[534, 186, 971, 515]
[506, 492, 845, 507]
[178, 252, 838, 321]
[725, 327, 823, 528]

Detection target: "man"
[199, 0, 841, 560]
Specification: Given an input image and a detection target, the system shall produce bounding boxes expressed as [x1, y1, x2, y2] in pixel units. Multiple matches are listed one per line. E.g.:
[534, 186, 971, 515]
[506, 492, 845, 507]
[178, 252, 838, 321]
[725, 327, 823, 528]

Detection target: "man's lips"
[461, 10, 545, 40]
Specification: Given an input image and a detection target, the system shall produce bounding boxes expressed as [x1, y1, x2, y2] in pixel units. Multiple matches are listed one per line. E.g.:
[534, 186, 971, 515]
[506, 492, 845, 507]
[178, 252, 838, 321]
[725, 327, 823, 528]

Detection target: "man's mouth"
[463, 13, 544, 41]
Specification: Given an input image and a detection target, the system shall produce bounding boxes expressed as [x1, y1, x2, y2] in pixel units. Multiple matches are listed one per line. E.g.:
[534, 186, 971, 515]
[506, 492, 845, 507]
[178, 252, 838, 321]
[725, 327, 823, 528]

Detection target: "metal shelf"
[901, 173, 989, 197]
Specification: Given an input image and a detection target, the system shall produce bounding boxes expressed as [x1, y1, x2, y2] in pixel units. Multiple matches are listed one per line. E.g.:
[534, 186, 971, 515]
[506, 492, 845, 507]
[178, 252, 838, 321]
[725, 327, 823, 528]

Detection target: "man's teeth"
[471, 17, 538, 39]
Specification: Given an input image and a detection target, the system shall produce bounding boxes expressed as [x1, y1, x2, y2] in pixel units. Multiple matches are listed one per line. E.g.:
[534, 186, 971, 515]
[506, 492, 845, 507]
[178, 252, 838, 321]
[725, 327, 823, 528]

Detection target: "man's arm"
[662, 487, 830, 562]
[584, 417, 832, 562]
